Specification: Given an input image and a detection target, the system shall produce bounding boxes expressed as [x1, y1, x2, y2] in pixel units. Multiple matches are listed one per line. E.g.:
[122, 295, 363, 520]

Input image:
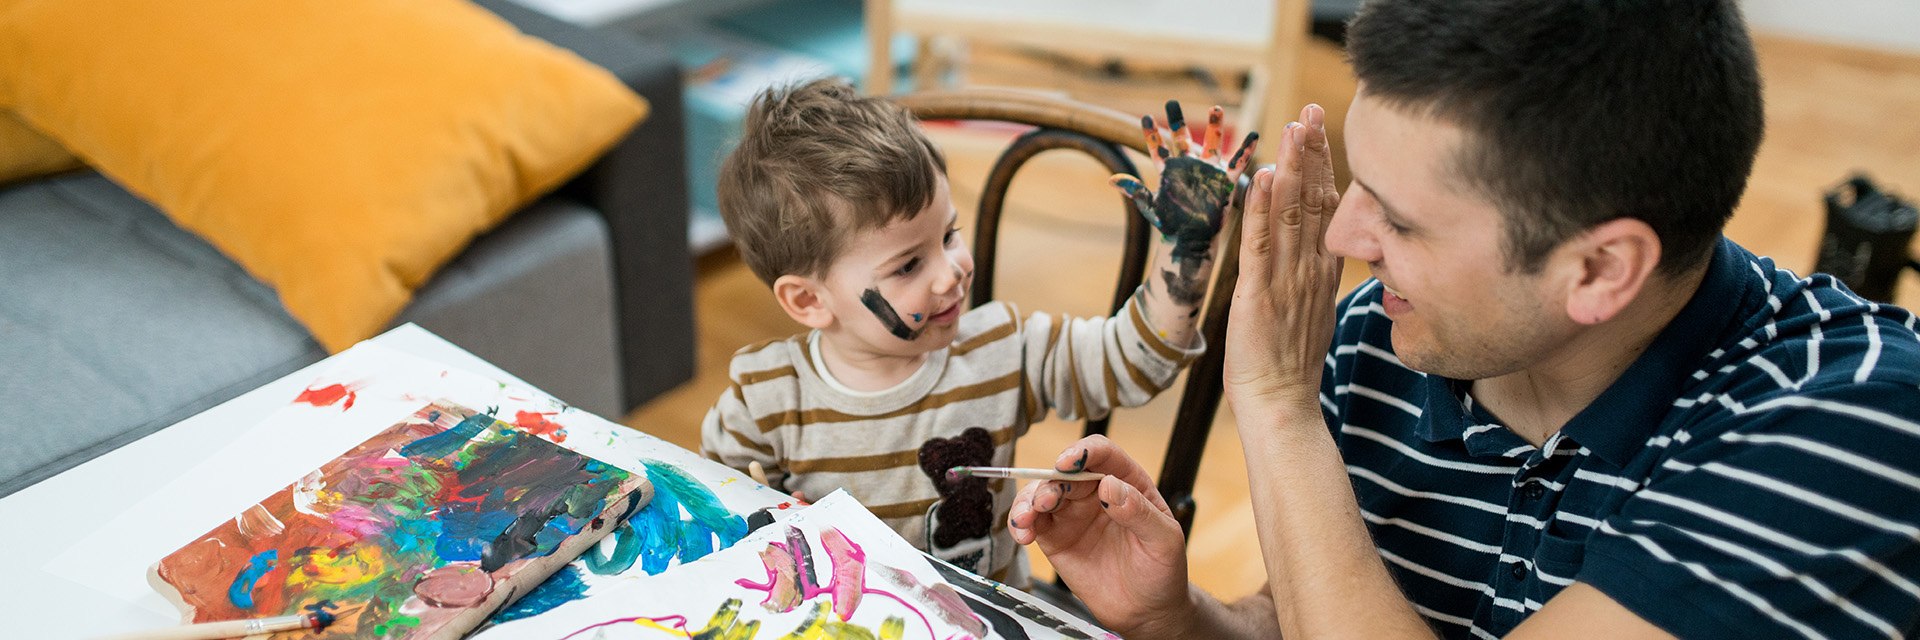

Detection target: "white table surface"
[1, 324, 1109, 639]
[0, 324, 528, 637]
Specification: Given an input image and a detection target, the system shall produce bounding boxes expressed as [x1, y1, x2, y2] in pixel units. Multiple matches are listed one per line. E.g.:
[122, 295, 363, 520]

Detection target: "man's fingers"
[1237, 167, 1276, 293]
[1055, 435, 1150, 487]
[1055, 435, 1168, 512]
[1008, 487, 1041, 544]
[1298, 104, 1339, 256]
[1097, 476, 1184, 550]
[1268, 121, 1307, 275]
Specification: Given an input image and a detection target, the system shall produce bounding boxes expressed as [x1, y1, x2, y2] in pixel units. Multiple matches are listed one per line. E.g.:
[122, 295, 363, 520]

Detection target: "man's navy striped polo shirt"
[1320, 237, 1920, 638]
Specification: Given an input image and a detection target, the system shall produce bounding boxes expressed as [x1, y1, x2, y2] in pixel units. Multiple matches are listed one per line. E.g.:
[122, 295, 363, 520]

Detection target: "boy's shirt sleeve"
[699, 363, 786, 490]
[1015, 289, 1205, 424]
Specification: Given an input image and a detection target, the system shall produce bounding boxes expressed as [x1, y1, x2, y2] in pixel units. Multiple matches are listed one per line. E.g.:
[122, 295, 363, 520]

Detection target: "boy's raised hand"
[1110, 101, 1260, 262]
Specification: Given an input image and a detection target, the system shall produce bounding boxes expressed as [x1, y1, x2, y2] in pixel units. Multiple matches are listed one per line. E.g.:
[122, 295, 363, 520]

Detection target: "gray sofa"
[0, 0, 695, 497]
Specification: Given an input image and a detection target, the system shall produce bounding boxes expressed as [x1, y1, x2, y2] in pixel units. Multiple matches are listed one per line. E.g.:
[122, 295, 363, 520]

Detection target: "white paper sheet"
[475, 490, 995, 640]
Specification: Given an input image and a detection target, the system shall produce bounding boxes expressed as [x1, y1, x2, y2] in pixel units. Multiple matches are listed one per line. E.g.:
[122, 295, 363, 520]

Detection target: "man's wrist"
[1233, 394, 1333, 450]
[1123, 582, 1210, 638]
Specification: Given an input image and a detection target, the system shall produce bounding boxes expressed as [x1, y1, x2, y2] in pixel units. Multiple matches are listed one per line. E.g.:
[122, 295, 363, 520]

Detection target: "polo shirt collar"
[1414, 237, 1753, 466]
[1560, 237, 1752, 465]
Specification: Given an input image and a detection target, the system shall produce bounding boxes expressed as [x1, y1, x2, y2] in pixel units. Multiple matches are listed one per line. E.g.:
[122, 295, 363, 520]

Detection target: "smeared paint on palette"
[150, 401, 651, 639]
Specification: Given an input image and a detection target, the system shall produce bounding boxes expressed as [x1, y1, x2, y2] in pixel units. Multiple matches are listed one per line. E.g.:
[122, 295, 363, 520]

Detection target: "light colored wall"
[1742, 0, 1920, 53]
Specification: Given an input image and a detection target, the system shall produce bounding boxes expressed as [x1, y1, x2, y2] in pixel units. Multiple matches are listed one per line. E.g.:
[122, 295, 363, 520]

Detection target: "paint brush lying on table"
[946, 466, 1106, 482]
[96, 609, 334, 640]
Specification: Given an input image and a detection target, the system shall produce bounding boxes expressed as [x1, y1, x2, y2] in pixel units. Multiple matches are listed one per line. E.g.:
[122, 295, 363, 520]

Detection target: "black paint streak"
[1160, 259, 1211, 307]
[929, 558, 1096, 640]
[1066, 449, 1089, 473]
[861, 287, 922, 341]
[746, 507, 776, 534]
[1227, 131, 1259, 169]
[1165, 100, 1185, 133]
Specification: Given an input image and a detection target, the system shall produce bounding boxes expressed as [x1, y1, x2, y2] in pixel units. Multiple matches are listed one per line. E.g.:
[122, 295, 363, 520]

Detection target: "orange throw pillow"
[0, 0, 647, 351]
[0, 109, 81, 184]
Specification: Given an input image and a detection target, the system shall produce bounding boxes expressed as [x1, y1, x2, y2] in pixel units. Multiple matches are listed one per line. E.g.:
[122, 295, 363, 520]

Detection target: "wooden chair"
[871, 0, 1312, 163]
[898, 87, 1247, 544]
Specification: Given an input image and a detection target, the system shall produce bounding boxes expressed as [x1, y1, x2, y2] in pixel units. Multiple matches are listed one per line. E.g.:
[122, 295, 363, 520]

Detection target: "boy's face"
[818, 175, 973, 357]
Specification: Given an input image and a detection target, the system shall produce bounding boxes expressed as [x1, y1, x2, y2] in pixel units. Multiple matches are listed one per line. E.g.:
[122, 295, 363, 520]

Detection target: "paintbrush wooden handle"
[95, 614, 315, 640]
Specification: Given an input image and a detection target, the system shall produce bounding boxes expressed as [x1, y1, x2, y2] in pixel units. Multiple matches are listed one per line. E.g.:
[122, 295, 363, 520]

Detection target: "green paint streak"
[375, 614, 421, 636]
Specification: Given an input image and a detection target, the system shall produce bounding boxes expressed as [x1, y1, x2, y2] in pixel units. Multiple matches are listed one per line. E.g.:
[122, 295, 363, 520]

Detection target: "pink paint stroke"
[735, 528, 956, 640]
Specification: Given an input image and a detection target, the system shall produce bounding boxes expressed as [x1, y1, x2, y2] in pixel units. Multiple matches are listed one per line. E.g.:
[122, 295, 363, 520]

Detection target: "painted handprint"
[1111, 101, 1258, 304]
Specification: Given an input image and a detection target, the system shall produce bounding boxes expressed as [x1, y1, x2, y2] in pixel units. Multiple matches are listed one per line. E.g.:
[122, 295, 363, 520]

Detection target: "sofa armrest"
[477, 0, 696, 413]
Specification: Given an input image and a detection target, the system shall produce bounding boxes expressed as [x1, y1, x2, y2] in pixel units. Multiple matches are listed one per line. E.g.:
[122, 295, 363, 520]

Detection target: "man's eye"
[896, 258, 921, 276]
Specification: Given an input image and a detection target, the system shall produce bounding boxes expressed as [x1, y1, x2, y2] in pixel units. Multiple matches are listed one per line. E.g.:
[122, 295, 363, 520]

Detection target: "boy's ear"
[773, 274, 836, 329]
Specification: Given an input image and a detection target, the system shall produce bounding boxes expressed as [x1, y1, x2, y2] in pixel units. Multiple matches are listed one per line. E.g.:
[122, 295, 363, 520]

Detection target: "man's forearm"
[1241, 403, 1437, 639]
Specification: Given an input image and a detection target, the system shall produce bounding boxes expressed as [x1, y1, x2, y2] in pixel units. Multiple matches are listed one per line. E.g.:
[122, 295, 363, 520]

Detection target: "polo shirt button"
[1510, 561, 1528, 581]
[1522, 479, 1546, 500]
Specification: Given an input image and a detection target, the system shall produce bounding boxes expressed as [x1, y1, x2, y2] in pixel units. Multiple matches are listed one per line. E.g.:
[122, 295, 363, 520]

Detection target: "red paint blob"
[295, 383, 357, 410]
[512, 410, 566, 443]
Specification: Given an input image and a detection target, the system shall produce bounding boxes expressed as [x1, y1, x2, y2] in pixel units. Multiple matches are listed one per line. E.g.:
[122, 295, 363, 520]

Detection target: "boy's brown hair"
[718, 77, 948, 285]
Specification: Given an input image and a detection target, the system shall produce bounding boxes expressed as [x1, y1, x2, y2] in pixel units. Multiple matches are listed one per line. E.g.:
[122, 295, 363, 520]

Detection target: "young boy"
[701, 77, 1256, 587]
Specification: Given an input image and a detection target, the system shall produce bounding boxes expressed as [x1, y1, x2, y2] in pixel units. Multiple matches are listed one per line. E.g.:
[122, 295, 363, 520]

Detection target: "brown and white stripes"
[700, 295, 1202, 587]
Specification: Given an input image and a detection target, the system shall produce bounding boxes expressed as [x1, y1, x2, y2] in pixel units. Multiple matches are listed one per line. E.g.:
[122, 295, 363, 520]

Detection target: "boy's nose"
[934, 258, 966, 294]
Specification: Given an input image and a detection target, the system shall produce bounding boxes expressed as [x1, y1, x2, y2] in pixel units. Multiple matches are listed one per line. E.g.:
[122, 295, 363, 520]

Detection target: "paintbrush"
[95, 609, 335, 640]
[946, 466, 1106, 483]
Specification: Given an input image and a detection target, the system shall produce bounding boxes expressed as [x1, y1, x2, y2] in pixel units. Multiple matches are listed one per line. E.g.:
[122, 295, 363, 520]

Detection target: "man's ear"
[773, 274, 835, 330]
[1559, 218, 1661, 326]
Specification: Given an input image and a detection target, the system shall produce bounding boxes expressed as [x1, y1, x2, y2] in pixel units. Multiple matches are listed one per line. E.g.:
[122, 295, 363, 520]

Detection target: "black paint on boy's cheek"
[861, 287, 921, 341]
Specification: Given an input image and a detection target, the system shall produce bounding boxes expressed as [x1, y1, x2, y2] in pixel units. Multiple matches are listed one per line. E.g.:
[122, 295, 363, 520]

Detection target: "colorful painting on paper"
[474, 491, 989, 640]
[149, 401, 650, 639]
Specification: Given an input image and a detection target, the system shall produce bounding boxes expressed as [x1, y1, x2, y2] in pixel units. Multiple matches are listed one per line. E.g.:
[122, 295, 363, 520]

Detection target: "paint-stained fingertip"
[1165, 100, 1185, 128]
[1108, 174, 1144, 191]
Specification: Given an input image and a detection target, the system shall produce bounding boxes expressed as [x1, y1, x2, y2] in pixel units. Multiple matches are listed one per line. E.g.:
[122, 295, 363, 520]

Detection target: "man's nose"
[1324, 196, 1375, 263]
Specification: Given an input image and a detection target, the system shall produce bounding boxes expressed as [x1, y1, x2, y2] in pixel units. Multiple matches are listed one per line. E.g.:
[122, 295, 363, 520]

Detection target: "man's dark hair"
[1347, 0, 1764, 275]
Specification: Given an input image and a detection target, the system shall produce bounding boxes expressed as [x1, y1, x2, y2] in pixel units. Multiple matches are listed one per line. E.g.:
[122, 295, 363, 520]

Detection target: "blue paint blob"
[585, 460, 750, 576]
[434, 503, 516, 563]
[400, 413, 492, 459]
[489, 564, 589, 623]
[228, 550, 277, 609]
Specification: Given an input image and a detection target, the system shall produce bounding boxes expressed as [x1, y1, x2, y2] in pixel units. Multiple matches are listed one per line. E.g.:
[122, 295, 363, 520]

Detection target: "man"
[1008, 0, 1920, 637]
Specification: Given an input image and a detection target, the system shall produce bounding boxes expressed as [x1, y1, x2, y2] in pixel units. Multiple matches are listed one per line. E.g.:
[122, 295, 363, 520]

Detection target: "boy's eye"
[896, 257, 920, 277]
[944, 227, 962, 245]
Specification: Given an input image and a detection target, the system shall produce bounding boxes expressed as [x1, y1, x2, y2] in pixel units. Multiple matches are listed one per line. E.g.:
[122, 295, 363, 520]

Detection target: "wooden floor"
[626, 32, 1920, 602]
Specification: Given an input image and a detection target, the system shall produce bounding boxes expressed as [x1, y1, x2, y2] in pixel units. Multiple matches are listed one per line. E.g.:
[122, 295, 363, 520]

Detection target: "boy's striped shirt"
[703, 294, 1201, 586]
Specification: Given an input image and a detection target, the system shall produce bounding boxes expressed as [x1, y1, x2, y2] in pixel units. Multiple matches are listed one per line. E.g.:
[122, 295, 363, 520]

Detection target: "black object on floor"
[1815, 173, 1918, 303]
